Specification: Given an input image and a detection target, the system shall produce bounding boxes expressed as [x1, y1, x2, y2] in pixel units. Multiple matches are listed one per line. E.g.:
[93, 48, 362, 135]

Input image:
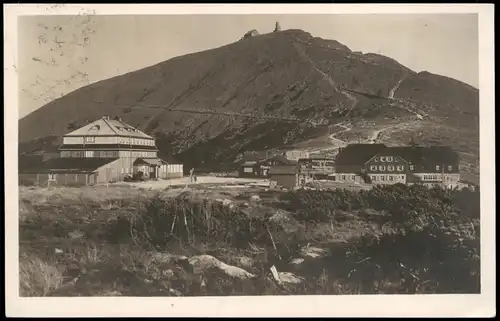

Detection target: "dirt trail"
[388, 77, 405, 99]
[366, 121, 418, 143]
[293, 42, 359, 111]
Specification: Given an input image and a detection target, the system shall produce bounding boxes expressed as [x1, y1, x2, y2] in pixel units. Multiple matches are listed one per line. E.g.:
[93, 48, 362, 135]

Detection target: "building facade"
[19, 116, 183, 186]
[269, 165, 298, 189]
[285, 150, 310, 161]
[335, 143, 461, 189]
[297, 157, 336, 186]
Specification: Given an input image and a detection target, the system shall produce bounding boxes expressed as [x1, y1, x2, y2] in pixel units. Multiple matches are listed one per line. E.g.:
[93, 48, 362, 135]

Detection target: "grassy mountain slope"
[19, 29, 479, 177]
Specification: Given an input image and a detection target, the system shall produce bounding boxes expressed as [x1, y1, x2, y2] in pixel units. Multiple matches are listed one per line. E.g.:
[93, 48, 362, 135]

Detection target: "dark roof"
[59, 144, 158, 151]
[261, 155, 298, 165]
[336, 143, 460, 167]
[385, 146, 460, 164]
[336, 144, 387, 166]
[161, 155, 181, 164]
[270, 165, 297, 175]
[20, 157, 119, 173]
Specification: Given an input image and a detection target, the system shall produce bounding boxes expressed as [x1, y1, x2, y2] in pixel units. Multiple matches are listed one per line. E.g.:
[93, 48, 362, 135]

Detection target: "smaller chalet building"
[297, 157, 336, 186]
[238, 155, 296, 178]
[270, 165, 298, 189]
[19, 116, 183, 186]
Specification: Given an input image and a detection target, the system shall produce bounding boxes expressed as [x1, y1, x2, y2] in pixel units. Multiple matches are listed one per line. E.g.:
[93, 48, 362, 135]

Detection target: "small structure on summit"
[242, 29, 260, 39]
[274, 21, 282, 32]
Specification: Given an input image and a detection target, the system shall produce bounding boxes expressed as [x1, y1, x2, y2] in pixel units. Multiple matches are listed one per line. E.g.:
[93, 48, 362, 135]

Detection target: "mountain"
[19, 29, 479, 181]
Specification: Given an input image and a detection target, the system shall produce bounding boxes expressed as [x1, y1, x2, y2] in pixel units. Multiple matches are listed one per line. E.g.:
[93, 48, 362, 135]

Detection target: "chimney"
[115, 116, 122, 121]
[102, 115, 109, 120]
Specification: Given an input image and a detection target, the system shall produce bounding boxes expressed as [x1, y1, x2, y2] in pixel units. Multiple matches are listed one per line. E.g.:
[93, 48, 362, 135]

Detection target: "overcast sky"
[18, 14, 478, 118]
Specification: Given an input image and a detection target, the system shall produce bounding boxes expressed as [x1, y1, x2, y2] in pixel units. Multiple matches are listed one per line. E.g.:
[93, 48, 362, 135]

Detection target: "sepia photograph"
[5, 3, 495, 318]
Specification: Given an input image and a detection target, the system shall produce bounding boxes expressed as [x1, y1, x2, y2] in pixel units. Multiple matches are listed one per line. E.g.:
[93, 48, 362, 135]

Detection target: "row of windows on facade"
[83, 136, 155, 146]
[369, 164, 452, 172]
[61, 150, 157, 158]
[337, 174, 453, 182]
[373, 156, 398, 162]
[301, 161, 335, 168]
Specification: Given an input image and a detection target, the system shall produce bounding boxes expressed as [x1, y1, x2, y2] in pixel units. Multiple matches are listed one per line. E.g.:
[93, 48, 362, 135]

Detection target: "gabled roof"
[20, 157, 119, 174]
[336, 144, 387, 166]
[65, 116, 153, 139]
[270, 165, 297, 175]
[384, 146, 459, 164]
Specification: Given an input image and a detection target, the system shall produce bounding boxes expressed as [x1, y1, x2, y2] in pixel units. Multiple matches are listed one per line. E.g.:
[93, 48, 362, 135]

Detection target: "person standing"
[189, 168, 195, 182]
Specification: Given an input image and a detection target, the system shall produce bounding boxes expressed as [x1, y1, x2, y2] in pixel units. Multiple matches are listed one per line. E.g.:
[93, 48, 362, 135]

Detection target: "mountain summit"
[19, 29, 479, 175]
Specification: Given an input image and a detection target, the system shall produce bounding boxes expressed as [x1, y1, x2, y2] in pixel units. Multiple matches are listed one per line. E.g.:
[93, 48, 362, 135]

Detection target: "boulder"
[299, 245, 329, 259]
[188, 255, 256, 280]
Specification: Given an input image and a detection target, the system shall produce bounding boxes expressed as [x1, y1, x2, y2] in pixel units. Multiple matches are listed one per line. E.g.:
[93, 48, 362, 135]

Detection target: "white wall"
[63, 136, 119, 144]
[370, 173, 407, 184]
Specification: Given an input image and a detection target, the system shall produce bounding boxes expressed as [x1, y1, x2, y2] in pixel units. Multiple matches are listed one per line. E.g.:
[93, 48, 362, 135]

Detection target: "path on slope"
[366, 120, 419, 143]
[292, 42, 359, 111]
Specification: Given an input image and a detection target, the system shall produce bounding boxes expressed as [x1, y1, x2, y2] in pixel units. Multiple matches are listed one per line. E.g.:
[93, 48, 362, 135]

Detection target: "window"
[380, 176, 385, 181]
[380, 156, 386, 162]
[409, 165, 415, 171]
[371, 176, 377, 181]
[48, 174, 57, 181]
[351, 175, 356, 180]
[401, 175, 405, 180]
[387, 156, 393, 162]
[389, 176, 394, 181]
[85, 151, 95, 158]
[342, 175, 346, 180]
[84, 136, 95, 143]
[374, 157, 378, 162]
[397, 165, 404, 171]
[387, 165, 395, 172]
[448, 165, 453, 171]
[378, 165, 385, 171]
[436, 165, 440, 171]
[370, 165, 377, 171]
[244, 167, 253, 173]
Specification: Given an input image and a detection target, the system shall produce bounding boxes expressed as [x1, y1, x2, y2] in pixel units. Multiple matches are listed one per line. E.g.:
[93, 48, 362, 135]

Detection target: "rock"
[188, 255, 256, 280]
[299, 245, 329, 259]
[270, 265, 304, 284]
[100, 290, 122, 296]
[169, 288, 182, 296]
[250, 195, 261, 202]
[289, 258, 305, 265]
[278, 272, 305, 284]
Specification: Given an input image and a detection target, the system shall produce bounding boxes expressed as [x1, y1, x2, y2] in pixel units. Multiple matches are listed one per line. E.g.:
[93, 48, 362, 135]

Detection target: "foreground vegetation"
[19, 184, 480, 296]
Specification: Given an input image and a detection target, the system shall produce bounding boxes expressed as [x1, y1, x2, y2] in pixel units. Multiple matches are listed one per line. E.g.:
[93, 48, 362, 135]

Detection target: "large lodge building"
[19, 116, 184, 186]
[263, 143, 461, 189]
[331, 143, 461, 189]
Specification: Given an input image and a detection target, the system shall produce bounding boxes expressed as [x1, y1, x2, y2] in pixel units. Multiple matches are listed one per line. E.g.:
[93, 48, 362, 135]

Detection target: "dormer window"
[436, 165, 441, 171]
[448, 165, 453, 171]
